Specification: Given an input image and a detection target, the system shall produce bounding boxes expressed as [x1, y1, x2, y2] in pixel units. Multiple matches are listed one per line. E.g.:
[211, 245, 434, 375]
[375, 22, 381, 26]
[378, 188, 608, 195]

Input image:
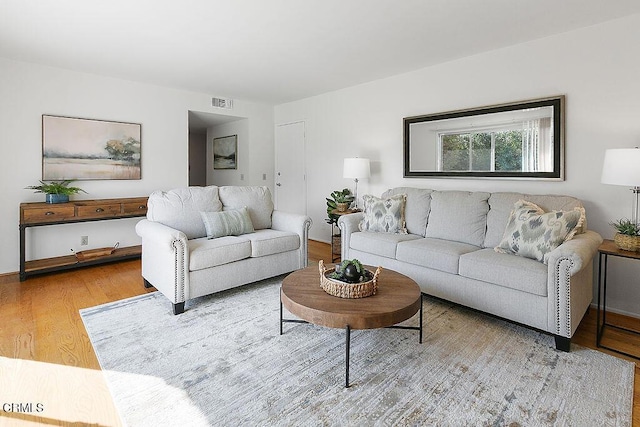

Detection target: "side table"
[330, 209, 360, 262]
[596, 239, 640, 359]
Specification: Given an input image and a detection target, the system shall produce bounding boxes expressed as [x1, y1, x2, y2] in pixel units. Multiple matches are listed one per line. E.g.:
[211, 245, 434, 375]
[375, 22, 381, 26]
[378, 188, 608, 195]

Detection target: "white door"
[275, 121, 306, 215]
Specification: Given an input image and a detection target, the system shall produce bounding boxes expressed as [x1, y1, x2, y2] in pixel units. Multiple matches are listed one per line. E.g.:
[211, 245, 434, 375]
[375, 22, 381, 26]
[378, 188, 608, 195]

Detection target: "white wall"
[275, 14, 640, 317]
[208, 119, 250, 186]
[0, 57, 273, 274]
[206, 111, 274, 187]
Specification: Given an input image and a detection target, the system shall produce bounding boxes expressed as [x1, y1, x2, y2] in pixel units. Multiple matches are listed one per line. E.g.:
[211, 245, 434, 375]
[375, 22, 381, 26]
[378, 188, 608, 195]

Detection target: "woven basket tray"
[614, 233, 640, 252]
[318, 260, 382, 299]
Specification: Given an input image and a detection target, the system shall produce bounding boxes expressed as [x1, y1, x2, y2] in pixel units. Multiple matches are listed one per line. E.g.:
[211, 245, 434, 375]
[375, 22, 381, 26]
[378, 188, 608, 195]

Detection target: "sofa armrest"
[546, 230, 603, 338]
[135, 219, 189, 303]
[545, 230, 603, 274]
[271, 210, 312, 267]
[338, 213, 364, 259]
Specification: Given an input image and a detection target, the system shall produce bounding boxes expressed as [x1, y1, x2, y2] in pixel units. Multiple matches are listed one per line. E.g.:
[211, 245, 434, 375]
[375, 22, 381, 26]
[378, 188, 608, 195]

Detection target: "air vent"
[212, 97, 233, 109]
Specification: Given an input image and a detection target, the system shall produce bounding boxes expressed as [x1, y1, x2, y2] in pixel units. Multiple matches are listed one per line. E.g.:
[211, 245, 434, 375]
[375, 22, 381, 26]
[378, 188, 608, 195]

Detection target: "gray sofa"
[338, 187, 603, 351]
[136, 186, 312, 314]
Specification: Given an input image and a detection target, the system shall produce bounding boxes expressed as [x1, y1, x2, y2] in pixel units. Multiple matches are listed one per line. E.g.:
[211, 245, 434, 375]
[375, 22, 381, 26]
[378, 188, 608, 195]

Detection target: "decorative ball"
[343, 264, 360, 282]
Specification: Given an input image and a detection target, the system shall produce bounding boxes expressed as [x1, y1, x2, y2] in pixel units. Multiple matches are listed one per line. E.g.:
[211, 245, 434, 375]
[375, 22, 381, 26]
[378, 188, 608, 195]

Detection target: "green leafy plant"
[610, 218, 640, 236]
[329, 258, 370, 283]
[325, 188, 354, 225]
[25, 180, 87, 195]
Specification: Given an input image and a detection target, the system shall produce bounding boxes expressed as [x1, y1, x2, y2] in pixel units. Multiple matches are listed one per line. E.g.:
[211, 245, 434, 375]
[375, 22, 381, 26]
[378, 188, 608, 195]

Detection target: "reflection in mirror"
[404, 96, 564, 180]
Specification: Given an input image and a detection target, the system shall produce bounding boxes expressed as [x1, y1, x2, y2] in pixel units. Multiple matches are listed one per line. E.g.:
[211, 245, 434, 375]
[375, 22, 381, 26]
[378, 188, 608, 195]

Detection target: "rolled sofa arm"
[135, 219, 189, 304]
[545, 229, 603, 338]
[338, 213, 364, 260]
[271, 210, 313, 267]
[545, 230, 603, 274]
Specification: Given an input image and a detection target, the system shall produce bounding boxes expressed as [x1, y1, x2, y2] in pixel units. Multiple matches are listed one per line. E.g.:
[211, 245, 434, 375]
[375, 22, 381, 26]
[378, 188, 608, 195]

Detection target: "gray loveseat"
[338, 187, 602, 351]
[136, 186, 312, 314]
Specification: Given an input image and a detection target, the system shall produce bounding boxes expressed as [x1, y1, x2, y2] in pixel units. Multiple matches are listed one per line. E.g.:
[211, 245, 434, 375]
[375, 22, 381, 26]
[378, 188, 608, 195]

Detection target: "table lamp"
[601, 147, 640, 226]
[343, 158, 370, 209]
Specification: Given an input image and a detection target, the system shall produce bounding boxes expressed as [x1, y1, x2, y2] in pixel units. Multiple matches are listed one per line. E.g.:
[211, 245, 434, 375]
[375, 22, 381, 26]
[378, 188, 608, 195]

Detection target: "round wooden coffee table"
[280, 264, 423, 387]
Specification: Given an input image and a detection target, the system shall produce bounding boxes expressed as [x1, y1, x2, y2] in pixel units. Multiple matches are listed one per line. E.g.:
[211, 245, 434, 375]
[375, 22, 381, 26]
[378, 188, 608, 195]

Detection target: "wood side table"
[596, 239, 640, 359]
[330, 209, 360, 262]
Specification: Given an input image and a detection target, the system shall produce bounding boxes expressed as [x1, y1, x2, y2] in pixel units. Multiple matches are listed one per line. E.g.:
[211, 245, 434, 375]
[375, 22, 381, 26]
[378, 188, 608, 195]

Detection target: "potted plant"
[329, 258, 372, 283]
[25, 180, 87, 204]
[326, 188, 355, 260]
[610, 218, 640, 252]
[326, 188, 354, 217]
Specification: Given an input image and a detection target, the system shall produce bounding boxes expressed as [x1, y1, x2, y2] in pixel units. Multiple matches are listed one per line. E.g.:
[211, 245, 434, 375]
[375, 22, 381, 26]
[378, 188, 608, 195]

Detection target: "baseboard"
[0, 270, 18, 279]
[590, 302, 640, 320]
[310, 238, 330, 245]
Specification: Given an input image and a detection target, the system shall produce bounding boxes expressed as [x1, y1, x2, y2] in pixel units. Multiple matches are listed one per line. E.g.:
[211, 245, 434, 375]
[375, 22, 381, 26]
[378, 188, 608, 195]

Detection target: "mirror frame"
[403, 95, 565, 180]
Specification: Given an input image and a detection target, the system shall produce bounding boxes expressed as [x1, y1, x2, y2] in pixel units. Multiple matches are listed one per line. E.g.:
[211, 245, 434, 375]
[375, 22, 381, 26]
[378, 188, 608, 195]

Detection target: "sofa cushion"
[219, 186, 274, 230]
[484, 192, 585, 248]
[495, 200, 585, 263]
[188, 236, 251, 271]
[459, 248, 548, 296]
[381, 187, 433, 236]
[246, 229, 300, 258]
[350, 231, 421, 259]
[200, 207, 254, 239]
[396, 238, 480, 274]
[359, 194, 407, 234]
[425, 191, 490, 247]
[147, 186, 222, 239]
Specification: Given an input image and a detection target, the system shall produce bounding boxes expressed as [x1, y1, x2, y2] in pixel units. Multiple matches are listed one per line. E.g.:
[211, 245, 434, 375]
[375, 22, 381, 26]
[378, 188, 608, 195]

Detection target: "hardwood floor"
[0, 240, 638, 426]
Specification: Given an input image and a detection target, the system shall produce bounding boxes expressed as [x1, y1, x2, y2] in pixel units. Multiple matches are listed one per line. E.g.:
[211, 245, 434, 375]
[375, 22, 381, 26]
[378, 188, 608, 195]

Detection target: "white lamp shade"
[601, 148, 640, 186]
[343, 158, 370, 179]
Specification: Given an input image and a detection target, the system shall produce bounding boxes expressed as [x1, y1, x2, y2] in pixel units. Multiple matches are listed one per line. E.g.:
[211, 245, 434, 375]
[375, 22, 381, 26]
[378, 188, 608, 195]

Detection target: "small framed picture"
[213, 135, 237, 170]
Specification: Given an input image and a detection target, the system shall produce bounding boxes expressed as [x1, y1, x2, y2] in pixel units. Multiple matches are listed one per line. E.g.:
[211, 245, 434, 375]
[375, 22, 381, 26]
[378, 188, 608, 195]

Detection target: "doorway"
[188, 132, 206, 186]
[188, 110, 245, 186]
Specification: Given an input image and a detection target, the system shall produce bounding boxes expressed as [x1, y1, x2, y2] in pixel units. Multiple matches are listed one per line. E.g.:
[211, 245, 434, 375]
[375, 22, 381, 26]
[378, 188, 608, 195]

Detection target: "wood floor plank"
[0, 242, 638, 425]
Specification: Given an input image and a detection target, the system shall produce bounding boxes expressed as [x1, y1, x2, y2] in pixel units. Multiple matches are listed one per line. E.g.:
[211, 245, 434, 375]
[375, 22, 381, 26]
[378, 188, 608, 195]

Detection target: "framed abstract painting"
[42, 115, 141, 180]
[213, 134, 237, 170]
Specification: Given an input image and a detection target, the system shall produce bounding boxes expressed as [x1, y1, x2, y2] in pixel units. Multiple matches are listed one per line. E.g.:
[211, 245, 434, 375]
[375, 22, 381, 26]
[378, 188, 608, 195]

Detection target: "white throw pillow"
[495, 200, 585, 263]
[358, 194, 407, 234]
[201, 207, 255, 239]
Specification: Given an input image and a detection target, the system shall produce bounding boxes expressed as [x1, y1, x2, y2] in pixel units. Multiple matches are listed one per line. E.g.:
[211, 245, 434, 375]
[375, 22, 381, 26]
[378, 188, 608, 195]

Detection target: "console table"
[19, 197, 148, 281]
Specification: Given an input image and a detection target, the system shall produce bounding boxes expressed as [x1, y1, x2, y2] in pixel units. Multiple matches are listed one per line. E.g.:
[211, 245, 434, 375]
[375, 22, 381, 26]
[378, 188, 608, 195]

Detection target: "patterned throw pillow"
[200, 207, 255, 239]
[495, 200, 585, 263]
[358, 194, 407, 234]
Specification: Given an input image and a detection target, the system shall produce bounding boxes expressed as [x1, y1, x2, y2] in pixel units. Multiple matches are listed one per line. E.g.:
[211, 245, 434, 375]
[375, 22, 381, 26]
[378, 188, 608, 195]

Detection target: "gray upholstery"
[350, 231, 421, 259]
[219, 185, 274, 230]
[247, 229, 301, 258]
[459, 248, 547, 296]
[147, 186, 222, 239]
[425, 191, 490, 247]
[381, 187, 433, 236]
[189, 236, 251, 271]
[339, 187, 603, 349]
[396, 238, 479, 275]
[137, 185, 312, 312]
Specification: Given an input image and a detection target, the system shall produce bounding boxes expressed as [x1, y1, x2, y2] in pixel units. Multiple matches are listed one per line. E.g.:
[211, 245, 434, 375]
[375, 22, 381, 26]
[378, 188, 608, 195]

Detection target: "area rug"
[80, 276, 634, 426]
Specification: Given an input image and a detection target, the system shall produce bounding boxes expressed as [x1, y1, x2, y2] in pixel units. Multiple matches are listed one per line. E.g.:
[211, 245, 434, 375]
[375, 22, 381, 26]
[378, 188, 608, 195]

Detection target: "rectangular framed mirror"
[403, 95, 564, 180]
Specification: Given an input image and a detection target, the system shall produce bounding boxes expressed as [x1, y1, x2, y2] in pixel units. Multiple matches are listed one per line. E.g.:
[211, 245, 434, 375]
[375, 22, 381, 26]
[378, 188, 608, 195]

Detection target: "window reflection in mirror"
[404, 96, 564, 180]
